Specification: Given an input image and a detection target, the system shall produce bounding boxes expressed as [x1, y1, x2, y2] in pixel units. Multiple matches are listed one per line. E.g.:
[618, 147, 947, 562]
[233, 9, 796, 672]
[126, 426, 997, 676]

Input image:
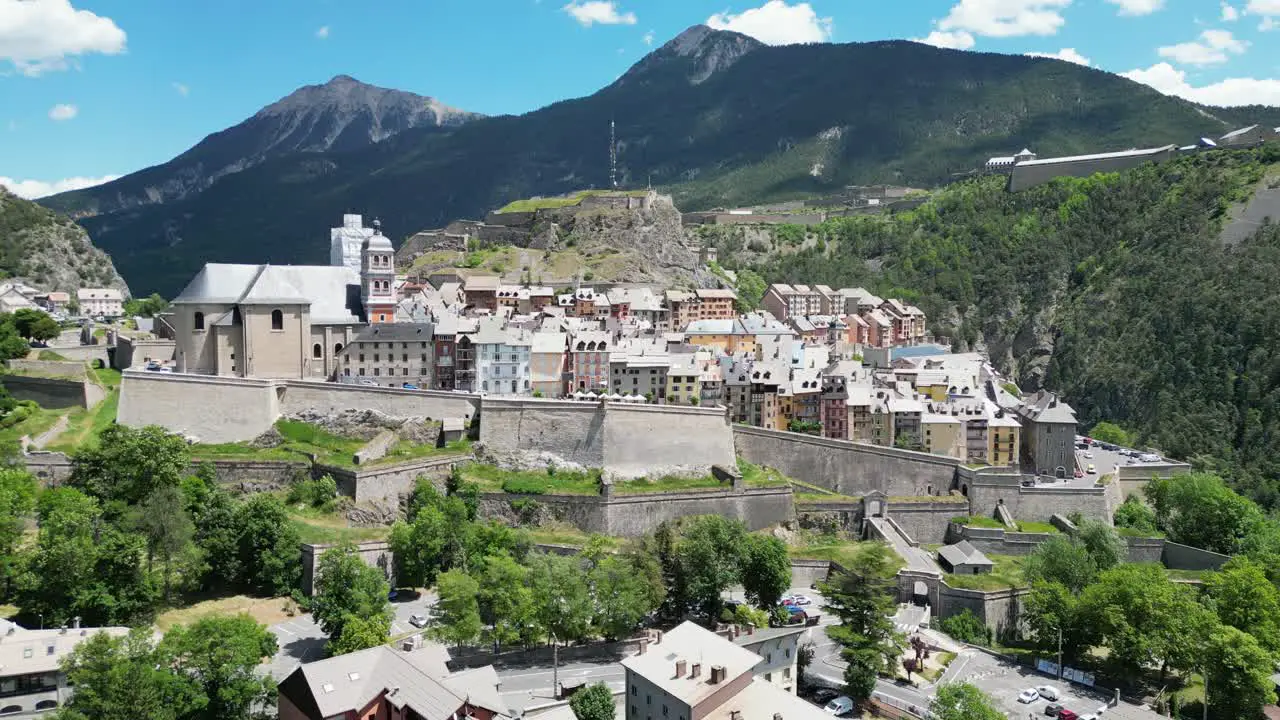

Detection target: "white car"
[1036, 686, 1060, 701]
[792, 594, 812, 606]
[408, 613, 429, 628]
[1082, 451, 1094, 459]
[1017, 689, 1040, 704]
[823, 696, 853, 716]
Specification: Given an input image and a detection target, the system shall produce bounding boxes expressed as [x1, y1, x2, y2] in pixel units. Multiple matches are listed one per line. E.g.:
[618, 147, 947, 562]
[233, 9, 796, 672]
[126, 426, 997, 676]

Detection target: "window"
[374, 368, 380, 376]
[631, 686, 636, 696]
[662, 706, 668, 717]
[402, 343, 408, 349]
[34, 700, 57, 710]
[403, 354, 408, 362]
[646, 696, 651, 706]
[344, 368, 350, 376]
[421, 342, 427, 348]
[313, 343, 322, 359]
[335, 343, 343, 355]
[421, 354, 428, 362]
[378, 314, 386, 322]
[232, 307, 242, 325]
[783, 668, 792, 679]
[193, 311, 205, 330]
[359, 354, 366, 362]
[271, 309, 284, 330]
[421, 368, 428, 376]
[0, 706, 21, 715]
[359, 368, 365, 376]
[765, 673, 772, 682]
[403, 368, 409, 376]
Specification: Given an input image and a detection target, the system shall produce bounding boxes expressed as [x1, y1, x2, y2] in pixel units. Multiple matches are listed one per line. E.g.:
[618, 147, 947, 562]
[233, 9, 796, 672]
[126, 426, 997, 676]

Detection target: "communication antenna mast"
[609, 118, 618, 189]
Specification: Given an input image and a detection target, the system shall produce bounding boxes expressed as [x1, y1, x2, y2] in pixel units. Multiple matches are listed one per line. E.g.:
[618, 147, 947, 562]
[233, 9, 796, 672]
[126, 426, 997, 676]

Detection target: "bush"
[938, 609, 991, 646]
[288, 475, 338, 511]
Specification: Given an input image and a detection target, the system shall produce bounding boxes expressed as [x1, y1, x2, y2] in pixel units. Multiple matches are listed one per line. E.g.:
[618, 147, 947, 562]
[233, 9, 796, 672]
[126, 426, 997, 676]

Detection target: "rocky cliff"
[0, 187, 128, 294]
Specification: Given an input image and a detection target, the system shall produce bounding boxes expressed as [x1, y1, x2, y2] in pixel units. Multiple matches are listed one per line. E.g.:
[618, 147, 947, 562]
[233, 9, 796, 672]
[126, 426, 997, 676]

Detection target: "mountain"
[42, 26, 1272, 296]
[43, 75, 481, 218]
[0, 187, 127, 294]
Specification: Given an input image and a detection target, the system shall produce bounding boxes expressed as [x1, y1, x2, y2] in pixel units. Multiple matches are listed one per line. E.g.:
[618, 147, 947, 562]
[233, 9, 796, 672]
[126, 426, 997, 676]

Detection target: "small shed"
[937, 540, 994, 575]
[439, 417, 465, 446]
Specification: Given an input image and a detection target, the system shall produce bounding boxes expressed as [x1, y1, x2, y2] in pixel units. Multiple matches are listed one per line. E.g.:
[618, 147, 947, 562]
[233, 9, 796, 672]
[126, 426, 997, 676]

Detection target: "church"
[170, 215, 396, 379]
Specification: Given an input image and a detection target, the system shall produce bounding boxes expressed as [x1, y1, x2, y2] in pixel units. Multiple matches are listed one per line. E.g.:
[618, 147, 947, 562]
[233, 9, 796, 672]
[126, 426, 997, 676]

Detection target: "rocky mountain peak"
[621, 24, 763, 85]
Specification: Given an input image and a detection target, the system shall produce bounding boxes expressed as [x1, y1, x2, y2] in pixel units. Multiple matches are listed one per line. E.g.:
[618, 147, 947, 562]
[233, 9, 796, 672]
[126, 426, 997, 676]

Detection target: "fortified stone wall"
[24, 451, 72, 483]
[0, 374, 101, 409]
[6, 360, 87, 379]
[43, 345, 108, 365]
[112, 335, 176, 370]
[480, 398, 734, 480]
[885, 499, 970, 544]
[944, 523, 1056, 556]
[936, 585, 1028, 640]
[1162, 541, 1230, 571]
[733, 426, 959, 497]
[477, 486, 793, 537]
[1126, 537, 1165, 564]
[964, 470, 1123, 525]
[117, 371, 280, 443]
[319, 455, 462, 504]
[281, 381, 479, 422]
[300, 540, 393, 596]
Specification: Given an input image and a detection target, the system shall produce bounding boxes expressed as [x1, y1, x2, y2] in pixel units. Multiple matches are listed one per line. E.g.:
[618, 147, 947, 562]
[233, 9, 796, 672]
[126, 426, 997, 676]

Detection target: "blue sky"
[2, 0, 1279, 198]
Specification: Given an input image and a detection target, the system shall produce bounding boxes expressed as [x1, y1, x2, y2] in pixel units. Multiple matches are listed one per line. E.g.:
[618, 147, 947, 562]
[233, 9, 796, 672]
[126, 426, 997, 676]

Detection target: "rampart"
[477, 485, 793, 537]
[1162, 541, 1230, 571]
[112, 335, 176, 370]
[300, 540, 393, 596]
[41, 344, 108, 365]
[6, 359, 87, 379]
[961, 467, 1124, 524]
[481, 398, 735, 480]
[733, 426, 958, 497]
[318, 455, 463, 504]
[280, 380, 479, 422]
[0, 374, 103, 409]
[885, 497, 970, 544]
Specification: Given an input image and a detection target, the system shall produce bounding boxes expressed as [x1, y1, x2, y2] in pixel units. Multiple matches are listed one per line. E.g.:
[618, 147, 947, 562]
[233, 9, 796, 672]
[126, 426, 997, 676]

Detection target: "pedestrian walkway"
[867, 516, 941, 574]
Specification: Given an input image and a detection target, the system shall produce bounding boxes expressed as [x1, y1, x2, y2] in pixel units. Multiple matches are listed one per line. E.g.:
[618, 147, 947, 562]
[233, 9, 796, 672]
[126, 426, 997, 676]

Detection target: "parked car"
[823, 696, 854, 716]
[792, 594, 812, 606]
[1044, 704, 1064, 717]
[1073, 469, 1084, 479]
[1082, 451, 1094, 459]
[1037, 686, 1060, 701]
[408, 613, 429, 628]
[1139, 453, 1161, 463]
[1018, 689, 1040, 704]
[144, 361, 162, 371]
[401, 383, 419, 390]
[1086, 464, 1097, 474]
[1056, 710, 1079, 720]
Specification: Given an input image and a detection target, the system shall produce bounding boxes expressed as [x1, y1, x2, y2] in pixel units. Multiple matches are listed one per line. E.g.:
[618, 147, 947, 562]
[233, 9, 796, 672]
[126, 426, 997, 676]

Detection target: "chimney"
[730, 712, 742, 720]
[72, 617, 80, 630]
[675, 659, 687, 678]
[774, 714, 783, 720]
[710, 665, 726, 684]
[691, 663, 701, 679]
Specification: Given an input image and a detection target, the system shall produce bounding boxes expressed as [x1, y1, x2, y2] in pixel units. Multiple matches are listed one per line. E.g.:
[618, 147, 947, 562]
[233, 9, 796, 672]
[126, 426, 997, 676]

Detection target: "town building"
[77, 288, 123, 318]
[330, 214, 376, 275]
[665, 288, 737, 330]
[530, 332, 568, 397]
[684, 319, 754, 356]
[474, 317, 532, 395]
[337, 323, 434, 386]
[463, 275, 501, 314]
[984, 148, 1037, 172]
[1015, 389, 1078, 477]
[938, 540, 993, 575]
[732, 626, 805, 695]
[361, 225, 397, 324]
[277, 644, 507, 720]
[621, 622, 825, 720]
[761, 284, 828, 322]
[0, 283, 38, 313]
[0, 619, 129, 718]
[569, 330, 612, 393]
[611, 342, 670, 401]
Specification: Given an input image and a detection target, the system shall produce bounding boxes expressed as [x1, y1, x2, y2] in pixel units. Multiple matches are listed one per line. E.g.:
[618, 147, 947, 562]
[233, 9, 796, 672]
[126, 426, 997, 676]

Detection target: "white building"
[0, 619, 129, 718]
[621, 622, 825, 720]
[76, 288, 123, 317]
[473, 317, 532, 395]
[330, 214, 376, 275]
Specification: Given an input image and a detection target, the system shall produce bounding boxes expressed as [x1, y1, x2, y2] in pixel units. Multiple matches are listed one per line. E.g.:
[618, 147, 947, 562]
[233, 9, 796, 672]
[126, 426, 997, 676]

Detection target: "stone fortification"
[0, 374, 104, 410]
[961, 466, 1124, 525]
[6, 359, 88, 380]
[300, 540, 393, 596]
[733, 426, 958, 497]
[117, 371, 480, 444]
[112, 335, 176, 370]
[480, 397, 734, 480]
[319, 455, 460, 504]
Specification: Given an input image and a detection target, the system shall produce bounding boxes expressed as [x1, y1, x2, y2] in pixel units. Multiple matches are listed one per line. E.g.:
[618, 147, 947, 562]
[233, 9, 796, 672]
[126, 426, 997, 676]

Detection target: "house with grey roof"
[336, 323, 434, 387]
[1015, 389, 1078, 477]
[0, 620, 129, 718]
[277, 644, 507, 720]
[937, 540, 993, 575]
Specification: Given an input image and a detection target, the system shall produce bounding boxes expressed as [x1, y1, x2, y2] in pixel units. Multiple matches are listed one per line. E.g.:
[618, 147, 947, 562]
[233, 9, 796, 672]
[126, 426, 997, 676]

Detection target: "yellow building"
[988, 414, 1021, 467]
[922, 414, 965, 459]
[684, 318, 755, 355]
[666, 354, 703, 406]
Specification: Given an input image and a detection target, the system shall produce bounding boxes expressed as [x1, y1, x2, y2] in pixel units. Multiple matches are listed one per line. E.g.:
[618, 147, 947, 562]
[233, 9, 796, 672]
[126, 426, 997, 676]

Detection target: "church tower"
[361, 220, 396, 324]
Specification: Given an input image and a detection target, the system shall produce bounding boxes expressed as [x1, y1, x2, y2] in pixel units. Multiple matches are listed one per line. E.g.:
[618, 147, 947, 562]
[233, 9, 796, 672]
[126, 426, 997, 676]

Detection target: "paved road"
[867, 517, 940, 573]
[265, 591, 438, 680]
[805, 602, 933, 714]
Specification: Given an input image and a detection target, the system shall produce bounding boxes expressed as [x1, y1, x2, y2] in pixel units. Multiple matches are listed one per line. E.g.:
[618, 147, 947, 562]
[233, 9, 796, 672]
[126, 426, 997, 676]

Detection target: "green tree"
[1022, 581, 1094, 665]
[11, 308, 59, 341]
[1113, 496, 1159, 535]
[1073, 519, 1126, 572]
[1088, 421, 1132, 447]
[477, 553, 537, 650]
[818, 543, 901, 701]
[232, 494, 300, 594]
[589, 555, 657, 640]
[936, 609, 990, 646]
[738, 533, 790, 609]
[1145, 473, 1267, 555]
[330, 614, 396, 656]
[1202, 624, 1277, 720]
[434, 568, 483, 650]
[569, 682, 616, 720]
[190, 485, 242, 591]
[1204, 557, 1280, 655]
[123, 293, 170, 318]
[158, 614, 278, 720]
[672, 515, 746, 618]
[310, 543, 391, 654]
[0, 467, 36, 598]
[55, 628, 201, 720]
[1023, 535, 1099, 592]
[69, 424, 191, 509]
[132, 485, 196, 603]
[930, 682, 1004, 720]
[734, 268, 767, 312]
[530, 553, 593, 646]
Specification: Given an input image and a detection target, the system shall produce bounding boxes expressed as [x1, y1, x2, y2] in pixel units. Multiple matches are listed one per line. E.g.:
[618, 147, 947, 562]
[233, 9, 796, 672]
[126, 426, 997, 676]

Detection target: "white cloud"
[172, 81, 189, 97]
[1246, 0, 1280, 27]
[562, 1, 636, 26]
[935, 0, 1072, 39]
[642, 30, 654, 46]
[0, 174, 120, 199]
[1122, 61, 1280, 106]
[1222, 3, 1240, 20]
[1157, 28, 1247, 66]
[47, 103, 76, 121]
[705, 1, 833, 45]
[0, 0, 126, 76]
[315, 25, 329, 39]
[915, 30, 976, 49]
[1104, 0, 1164, 16]
[1261, 16, 1278, 29]
[1026, 47, 1091, 65]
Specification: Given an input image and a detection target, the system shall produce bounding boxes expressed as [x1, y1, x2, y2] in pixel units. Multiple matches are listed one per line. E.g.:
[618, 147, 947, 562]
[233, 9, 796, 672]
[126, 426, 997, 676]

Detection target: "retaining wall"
[300, 540, 394, 596]
[481, 398, 735, 480]
[1126, 537, 1165, 564]
[790, 559, 832, 590]
[0, 374, 102, 409]
[281, 381, 479, 422]
[936, 584, 1028, 640]
[193, 458, 307, 492]
[885, 499, 970, 544]
[24, 451, 72, 483]
[42, 344, 108, 365]
[733, 426, 959, 497]
[117, 371, 280, 443]
[964, 471, 1123, 525]
[6, 360, 87, 379]
[112, 335, 176, 370]
[478, 485, 793, 537]
[944, 523, 1057, 556]
[1162, 541, 1230, 571]
[319, 455, 463, 504]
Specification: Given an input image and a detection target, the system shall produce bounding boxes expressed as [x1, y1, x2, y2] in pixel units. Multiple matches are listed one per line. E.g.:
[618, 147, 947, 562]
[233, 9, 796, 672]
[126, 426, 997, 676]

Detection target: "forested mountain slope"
[41, 26, 1254, 296]
[732, 147, 1280, 507]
